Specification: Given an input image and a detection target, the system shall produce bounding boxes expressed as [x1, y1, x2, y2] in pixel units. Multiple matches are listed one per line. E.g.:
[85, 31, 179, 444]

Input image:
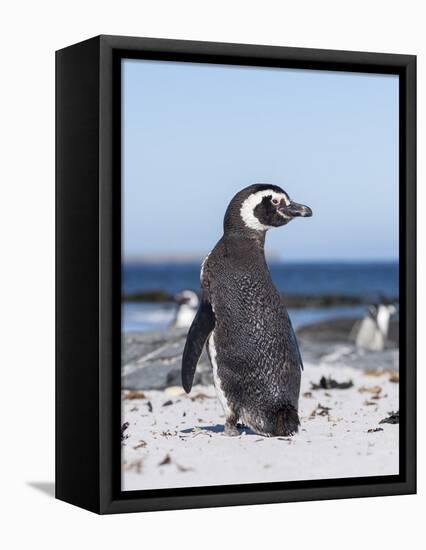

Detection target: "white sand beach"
[122, 362, 399, 491]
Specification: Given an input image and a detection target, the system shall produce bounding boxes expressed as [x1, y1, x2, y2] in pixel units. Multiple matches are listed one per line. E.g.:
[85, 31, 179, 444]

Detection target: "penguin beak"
[174, 293, 187, 305]
[285, 201, 312, 218]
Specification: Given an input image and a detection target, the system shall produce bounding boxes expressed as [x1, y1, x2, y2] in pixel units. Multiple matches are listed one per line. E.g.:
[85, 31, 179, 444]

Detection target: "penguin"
[354, 303, 397, 351]
[181, 184, 312, 437]
[171, 290, 199, 329]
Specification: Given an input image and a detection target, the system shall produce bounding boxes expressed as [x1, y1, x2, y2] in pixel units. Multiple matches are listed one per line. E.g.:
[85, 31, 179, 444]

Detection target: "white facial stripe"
[281, 192, 291, 206]
[240, 190, 290, 231]
[277, 210, 290, 219]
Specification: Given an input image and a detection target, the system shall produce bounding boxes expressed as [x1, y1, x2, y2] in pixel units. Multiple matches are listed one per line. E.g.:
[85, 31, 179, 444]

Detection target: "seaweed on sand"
[121, 422, 130, 441]
[380, 411, 399, 424]
[310, 376, 353, 390]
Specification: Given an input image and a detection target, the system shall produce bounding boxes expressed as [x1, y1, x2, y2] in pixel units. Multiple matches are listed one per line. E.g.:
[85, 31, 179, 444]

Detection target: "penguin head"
[174, 290, 199, 309]
[224, 184, 312, 234]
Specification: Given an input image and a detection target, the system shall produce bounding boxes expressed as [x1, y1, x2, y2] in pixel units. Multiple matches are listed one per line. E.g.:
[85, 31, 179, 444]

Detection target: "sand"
[122, 363, 399, 491]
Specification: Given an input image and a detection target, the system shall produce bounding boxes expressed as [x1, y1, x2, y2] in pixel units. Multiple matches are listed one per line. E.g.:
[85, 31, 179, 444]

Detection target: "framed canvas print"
[56, 35, 416, 514]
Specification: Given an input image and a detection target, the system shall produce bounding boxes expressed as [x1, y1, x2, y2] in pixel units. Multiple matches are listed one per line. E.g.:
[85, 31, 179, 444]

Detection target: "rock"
[297, 317, 399, 347]
[123, 328, 186, 364]
[297, 317, 359, 343]
[122, 328, 213, 390]
[122, 322, 399, 391]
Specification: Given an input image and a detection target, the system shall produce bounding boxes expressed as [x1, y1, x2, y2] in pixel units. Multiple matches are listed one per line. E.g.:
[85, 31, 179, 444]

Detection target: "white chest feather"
[208, 332, 232, 417]
[174, 305, 196, 328]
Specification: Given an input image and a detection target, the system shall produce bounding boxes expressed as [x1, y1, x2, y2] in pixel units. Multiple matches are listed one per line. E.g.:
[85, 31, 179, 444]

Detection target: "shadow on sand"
[181, 424, 257, 435]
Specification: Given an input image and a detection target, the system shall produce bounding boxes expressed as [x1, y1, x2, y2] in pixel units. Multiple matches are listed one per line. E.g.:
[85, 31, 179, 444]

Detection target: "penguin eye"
[271, 198, 279, 205]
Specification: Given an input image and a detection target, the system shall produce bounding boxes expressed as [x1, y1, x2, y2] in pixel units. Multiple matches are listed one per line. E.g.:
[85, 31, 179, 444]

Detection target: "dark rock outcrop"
[122, 317, 399, 390]
[122, 328, 213, 390]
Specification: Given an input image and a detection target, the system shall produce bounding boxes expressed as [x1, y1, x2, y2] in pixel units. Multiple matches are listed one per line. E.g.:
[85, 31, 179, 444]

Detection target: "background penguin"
[353, 303, 397, 351]
[171, 290, 199, 329]
[181, 184, 312, 437]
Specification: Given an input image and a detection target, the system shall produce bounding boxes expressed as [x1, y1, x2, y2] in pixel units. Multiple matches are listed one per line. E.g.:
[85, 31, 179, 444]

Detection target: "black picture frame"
[56, 35, 416, 514]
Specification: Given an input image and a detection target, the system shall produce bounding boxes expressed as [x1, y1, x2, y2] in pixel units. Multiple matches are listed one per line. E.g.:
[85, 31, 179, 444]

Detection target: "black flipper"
[181, 294, 215, 393]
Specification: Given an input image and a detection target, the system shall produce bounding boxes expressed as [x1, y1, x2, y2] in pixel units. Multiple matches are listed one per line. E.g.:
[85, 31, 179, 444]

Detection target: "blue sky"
[122, 59, 399, 261]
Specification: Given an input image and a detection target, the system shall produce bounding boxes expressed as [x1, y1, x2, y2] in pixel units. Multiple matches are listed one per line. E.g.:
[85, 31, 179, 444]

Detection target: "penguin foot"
[224, 418, 240, 436]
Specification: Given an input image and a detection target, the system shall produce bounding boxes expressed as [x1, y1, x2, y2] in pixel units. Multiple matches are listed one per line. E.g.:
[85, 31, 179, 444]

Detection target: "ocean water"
[122, 261, 398, 332]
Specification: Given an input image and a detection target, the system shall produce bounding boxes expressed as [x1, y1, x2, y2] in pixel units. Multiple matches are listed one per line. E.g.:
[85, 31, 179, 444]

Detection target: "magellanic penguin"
[353, 303, 397, 351]
[171, 290, 199, 329]
[181, 184, 312, 437]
